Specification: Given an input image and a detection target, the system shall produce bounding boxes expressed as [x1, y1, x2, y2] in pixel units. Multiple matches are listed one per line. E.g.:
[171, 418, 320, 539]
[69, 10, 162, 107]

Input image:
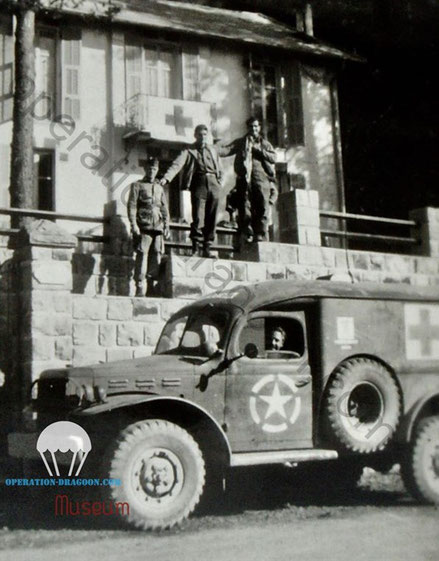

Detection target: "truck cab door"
[224, 311, 313, 452]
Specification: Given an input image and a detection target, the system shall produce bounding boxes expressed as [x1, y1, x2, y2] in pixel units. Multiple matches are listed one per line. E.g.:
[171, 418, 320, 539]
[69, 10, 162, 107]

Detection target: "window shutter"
[144, 47, 158, 96]
[125, 41, 143, 99]
[125, 38, 143, 125]
[285, 62, 304, 146]
[0, 16, 13, 123]
[61, 28, 81, 121]
[182, 47, 200, 101]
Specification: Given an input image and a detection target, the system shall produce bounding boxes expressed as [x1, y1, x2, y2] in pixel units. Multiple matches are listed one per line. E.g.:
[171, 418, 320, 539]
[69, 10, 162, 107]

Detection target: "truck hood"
[89, 353, 197, 381]
[39, 353, 200, 398]
[39, 354, 198, 381]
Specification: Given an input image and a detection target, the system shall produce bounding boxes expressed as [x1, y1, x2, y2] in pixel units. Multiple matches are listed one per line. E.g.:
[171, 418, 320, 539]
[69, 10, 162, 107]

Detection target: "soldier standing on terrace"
[219, 117, 278, 242]
[160, 124, 222, 258]
[128, 157, 170, 297]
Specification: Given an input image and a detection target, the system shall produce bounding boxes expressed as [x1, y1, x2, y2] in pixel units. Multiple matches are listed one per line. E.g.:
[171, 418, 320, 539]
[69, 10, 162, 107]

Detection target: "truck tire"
[322, 358, 401, 453]
[401, 415, 439, 504]
[102, 419, 206, 530]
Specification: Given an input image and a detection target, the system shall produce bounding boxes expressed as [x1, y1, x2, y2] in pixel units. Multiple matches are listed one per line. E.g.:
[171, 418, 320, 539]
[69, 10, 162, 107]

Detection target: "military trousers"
[190, 174, 220, 246]
[236, 176, 271, 239]
[133, 231, 163, 283]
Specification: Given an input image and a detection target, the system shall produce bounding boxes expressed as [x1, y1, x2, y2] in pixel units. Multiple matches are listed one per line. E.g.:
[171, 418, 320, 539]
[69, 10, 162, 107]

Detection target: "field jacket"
[128, 180, 169, 233]
[162, 144, 222, 190]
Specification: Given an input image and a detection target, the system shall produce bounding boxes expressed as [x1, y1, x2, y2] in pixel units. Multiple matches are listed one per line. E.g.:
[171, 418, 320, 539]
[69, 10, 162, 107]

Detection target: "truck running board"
[230, 449, 338, 467]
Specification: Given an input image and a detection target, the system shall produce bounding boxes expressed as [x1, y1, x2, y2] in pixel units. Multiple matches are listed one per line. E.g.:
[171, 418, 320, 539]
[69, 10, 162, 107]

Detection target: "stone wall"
[71, 296, 188, 366]
[165, 243, 439, 300]
[0, 235, 20, 407]
[2, 206, 439, 427]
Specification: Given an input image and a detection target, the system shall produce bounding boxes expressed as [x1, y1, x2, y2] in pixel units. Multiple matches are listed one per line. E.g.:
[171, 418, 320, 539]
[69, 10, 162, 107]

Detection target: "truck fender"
[400, 391, 439, 442]
[73, 394, 232, 464]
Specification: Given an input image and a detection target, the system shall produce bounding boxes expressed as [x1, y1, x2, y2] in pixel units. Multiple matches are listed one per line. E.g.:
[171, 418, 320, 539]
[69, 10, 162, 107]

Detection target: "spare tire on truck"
[322, 358, 401, 453]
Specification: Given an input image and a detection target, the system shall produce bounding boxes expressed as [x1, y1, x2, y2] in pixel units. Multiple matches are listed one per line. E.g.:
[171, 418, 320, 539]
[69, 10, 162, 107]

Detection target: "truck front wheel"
[401, 415, 439, 504]
[102, 419, 206, 530]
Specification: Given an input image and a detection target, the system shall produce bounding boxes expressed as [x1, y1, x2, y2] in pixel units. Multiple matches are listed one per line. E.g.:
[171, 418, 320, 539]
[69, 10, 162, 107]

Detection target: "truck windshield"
[155, 307, 231, 357]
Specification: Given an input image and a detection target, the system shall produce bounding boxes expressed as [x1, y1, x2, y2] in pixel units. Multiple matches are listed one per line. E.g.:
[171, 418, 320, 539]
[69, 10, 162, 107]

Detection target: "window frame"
[248, 54, 304, 149]
[35, 24, 82, 122]
[124, 35, 201, 104]
[33, 148, 56, 212]
[0, 15, 13, 124]
[235, 310, 308, 362]
[35, 25, 58, 119]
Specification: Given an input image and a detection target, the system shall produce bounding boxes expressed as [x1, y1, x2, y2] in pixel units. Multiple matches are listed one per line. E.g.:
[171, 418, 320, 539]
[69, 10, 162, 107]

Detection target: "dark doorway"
[33, 149, 55, 211]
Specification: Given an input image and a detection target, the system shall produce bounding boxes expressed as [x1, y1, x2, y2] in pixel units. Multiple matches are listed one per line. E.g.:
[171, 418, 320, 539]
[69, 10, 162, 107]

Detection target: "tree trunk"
[10, 8, 35, 228]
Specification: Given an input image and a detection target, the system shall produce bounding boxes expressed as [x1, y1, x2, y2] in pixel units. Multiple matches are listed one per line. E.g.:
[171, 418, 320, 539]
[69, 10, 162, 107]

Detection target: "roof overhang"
[40, 0, 362, 62]
[116, 1, 362, 61]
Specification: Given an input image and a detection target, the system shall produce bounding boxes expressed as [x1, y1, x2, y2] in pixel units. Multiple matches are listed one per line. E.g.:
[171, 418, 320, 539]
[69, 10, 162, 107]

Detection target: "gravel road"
[0, 469, 437, 561]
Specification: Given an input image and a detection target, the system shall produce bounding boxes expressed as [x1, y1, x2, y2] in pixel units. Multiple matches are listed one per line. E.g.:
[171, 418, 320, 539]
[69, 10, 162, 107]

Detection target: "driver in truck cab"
[269, 326, 286, 351]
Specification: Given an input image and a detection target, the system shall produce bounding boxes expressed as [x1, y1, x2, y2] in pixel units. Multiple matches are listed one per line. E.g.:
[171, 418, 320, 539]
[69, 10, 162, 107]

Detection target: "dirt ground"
[0, 468, 437, 561]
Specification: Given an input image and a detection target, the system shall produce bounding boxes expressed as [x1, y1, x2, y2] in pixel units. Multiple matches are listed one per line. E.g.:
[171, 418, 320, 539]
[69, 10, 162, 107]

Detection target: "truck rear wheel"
[102, 419, 206, 530]
[401, 415, 439, 504]
[323, 358, 401, 453]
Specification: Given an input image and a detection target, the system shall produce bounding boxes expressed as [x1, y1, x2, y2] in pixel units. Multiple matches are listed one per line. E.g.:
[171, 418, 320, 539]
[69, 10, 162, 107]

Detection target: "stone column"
[278, 189, 321, 246]
[410, 207, 439, 258]
[15, 220, 76, 405]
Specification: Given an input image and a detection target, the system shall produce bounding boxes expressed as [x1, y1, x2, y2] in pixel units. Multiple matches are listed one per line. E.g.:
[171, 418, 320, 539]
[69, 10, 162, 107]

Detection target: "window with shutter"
[124, 36, 194, 107]
[61, 28, 81, 121]
[0, 16, 13, 124]
[35, 27, 57, 119]
[144, 47, 158, 96]
[248, 55, 304, 148]
[183, 48, 200, 101]
[125, 40, 144, 126]
[249, 58, 280, 146]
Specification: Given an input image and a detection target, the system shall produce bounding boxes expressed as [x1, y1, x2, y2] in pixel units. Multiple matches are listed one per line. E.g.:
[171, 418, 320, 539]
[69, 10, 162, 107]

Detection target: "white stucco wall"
[0, 22, 343, 234]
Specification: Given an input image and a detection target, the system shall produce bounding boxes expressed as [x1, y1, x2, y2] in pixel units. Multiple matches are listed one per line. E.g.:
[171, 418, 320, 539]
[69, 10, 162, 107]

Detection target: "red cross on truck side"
[408, 308, 439, 356]
[165, 105, 193, 136]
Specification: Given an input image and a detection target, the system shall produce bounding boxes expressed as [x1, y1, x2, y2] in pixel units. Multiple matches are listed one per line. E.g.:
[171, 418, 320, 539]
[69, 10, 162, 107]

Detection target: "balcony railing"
[0, 207, 237, 254]
[320, 209, 418, 253]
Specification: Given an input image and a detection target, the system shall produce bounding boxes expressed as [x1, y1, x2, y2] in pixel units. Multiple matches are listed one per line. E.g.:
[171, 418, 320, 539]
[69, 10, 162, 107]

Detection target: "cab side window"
[239, 316, 305, 359]
[239, 317, 265, 355]
[265, 318, 304, 359]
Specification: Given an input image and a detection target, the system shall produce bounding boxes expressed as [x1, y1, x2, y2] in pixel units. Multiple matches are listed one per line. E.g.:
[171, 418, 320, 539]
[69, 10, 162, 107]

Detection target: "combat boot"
[203, 242, 214, 258]
[191, 240, 200, 256]
[135, 281, 144, 297]
[146, 279, 158, 297]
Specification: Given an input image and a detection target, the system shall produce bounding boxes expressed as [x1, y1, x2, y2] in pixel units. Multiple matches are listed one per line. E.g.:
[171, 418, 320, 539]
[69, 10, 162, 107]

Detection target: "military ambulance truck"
[8, 280, 439, 529]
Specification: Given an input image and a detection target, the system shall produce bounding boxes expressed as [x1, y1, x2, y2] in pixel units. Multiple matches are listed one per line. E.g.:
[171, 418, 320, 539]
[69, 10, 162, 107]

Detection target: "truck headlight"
[83, 384, 94, 403]
[94, 385, 107, 403]
[30, 380, 39, 401]
[22, 404, 37, 432]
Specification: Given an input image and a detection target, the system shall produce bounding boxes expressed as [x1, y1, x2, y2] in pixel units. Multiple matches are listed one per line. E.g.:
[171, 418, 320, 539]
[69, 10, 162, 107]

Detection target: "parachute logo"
[36, 421, 92, 477]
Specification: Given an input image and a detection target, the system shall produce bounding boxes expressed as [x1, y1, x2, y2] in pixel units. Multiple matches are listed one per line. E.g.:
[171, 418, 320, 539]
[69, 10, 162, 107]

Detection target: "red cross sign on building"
[405, 304, 439, 359]
[165, 105, 194, 136]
